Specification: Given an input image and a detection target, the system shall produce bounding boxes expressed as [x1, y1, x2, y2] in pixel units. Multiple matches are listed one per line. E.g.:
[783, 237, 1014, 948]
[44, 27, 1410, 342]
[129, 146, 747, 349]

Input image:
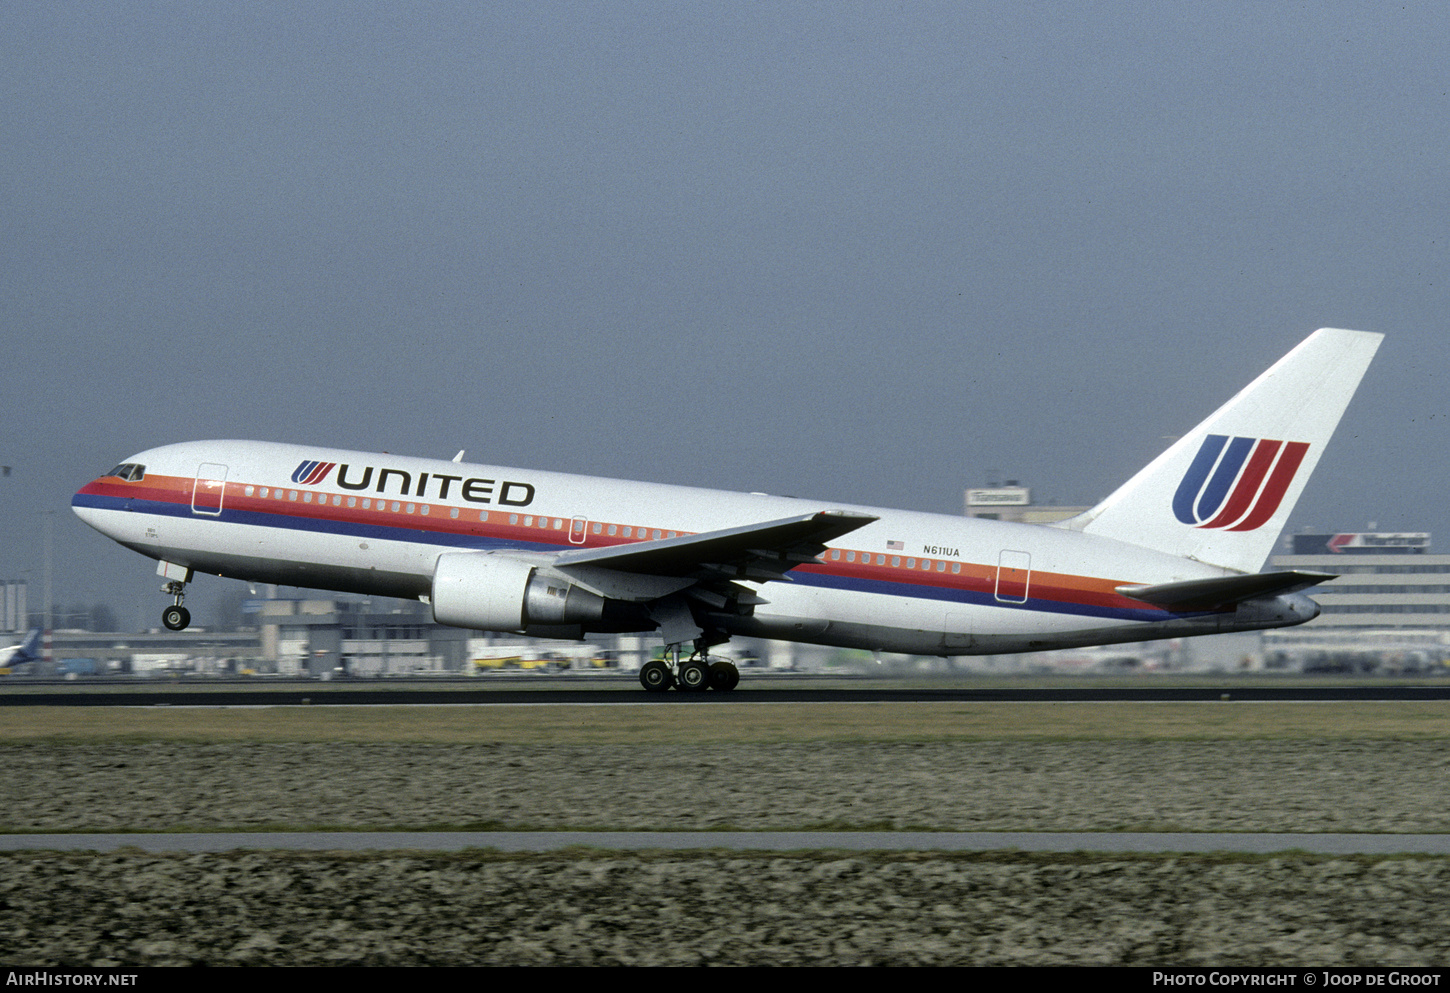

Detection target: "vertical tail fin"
[1065, 328, 1382, 573]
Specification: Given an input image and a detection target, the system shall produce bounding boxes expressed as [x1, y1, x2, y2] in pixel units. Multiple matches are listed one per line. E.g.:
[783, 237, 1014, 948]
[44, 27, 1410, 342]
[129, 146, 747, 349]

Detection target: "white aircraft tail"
[1065, 328, 1382, 574]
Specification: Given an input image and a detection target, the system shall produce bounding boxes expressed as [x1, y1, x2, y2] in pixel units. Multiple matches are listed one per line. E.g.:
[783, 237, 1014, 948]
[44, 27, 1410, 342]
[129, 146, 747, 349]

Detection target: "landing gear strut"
[638, 641, 740, 693]
[161, 580, 190, 631]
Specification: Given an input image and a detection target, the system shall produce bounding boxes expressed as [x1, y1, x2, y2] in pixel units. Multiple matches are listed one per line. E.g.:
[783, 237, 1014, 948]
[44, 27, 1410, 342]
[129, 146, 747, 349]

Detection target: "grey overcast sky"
[3, 2, 1447, 628]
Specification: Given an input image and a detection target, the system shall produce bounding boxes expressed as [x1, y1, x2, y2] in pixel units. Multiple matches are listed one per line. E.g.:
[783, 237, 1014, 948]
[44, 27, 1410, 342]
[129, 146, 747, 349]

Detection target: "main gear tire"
[676, 659, 710, 692]
[639, 659, 675, 692]
[708, 660, 740, 691]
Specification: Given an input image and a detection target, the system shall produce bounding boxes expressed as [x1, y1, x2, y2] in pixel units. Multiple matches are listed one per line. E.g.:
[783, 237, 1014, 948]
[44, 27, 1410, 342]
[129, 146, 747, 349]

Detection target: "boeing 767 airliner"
[73, 328, 1381, 691]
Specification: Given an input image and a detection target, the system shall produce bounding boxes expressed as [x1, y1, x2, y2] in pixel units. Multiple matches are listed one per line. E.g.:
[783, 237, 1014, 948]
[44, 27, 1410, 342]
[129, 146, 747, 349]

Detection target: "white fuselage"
[73, 440, 1302, 655]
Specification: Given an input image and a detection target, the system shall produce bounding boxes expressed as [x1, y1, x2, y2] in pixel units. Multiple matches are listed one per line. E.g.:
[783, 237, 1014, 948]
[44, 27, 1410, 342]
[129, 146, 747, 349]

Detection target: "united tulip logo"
[291, 460, 337, 485]
[1172, 435, 1309, 531]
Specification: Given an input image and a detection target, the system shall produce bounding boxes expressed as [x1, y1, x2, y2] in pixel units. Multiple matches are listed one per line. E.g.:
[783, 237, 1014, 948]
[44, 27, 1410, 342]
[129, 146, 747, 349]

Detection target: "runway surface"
[6, 681, 1450, 706]
[5, 831, 1450, 854]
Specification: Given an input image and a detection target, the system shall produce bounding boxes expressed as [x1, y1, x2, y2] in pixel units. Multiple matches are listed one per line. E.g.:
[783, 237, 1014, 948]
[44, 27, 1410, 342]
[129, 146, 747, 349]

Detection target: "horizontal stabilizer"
[1116, 570, 1336, 611]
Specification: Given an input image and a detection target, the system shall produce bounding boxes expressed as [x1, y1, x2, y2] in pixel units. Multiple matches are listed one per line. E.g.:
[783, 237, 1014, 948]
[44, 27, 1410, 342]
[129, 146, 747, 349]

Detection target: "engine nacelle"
[431, 552, 605, 632]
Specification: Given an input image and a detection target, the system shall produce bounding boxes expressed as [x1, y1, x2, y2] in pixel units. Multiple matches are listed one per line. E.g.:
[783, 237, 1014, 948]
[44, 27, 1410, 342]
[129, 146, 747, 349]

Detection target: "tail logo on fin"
[1171, 434, 1310, 531]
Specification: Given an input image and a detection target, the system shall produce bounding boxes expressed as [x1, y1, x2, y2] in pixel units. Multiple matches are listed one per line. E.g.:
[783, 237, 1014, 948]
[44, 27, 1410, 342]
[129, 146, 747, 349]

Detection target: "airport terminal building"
[1266, 531, 1450, 670]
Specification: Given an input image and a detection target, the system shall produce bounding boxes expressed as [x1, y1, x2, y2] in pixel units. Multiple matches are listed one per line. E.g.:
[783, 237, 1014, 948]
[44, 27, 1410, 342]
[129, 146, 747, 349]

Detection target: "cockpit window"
[106, 463, 146, 481]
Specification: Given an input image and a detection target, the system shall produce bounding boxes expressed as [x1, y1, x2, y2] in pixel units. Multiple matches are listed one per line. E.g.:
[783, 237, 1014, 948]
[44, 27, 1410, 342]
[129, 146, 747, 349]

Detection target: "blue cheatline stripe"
[793, 570, 1174, 622]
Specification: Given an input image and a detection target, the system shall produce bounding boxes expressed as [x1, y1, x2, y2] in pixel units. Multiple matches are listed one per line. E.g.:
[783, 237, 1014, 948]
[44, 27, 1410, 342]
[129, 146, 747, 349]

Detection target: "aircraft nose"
[71, 475, 116, 533]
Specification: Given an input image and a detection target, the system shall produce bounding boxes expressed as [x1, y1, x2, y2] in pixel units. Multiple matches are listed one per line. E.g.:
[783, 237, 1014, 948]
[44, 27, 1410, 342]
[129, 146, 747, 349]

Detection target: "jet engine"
[431, 552, 605, 633]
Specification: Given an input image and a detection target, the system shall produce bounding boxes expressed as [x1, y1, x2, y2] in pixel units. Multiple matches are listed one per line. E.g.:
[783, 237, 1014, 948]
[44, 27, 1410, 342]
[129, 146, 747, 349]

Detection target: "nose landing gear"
[161, 580, 190, 631]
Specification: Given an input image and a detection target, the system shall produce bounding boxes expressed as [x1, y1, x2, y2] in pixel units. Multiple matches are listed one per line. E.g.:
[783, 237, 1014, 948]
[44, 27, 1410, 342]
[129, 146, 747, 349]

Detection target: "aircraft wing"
[546, 509, 878, 603]
[1115, 570, 1337, 611]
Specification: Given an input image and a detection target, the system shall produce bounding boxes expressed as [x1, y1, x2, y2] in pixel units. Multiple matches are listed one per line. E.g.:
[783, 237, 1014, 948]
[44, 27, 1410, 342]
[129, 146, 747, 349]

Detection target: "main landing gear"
[161, 580, 190, 631]
[639, 643, 740, 693]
